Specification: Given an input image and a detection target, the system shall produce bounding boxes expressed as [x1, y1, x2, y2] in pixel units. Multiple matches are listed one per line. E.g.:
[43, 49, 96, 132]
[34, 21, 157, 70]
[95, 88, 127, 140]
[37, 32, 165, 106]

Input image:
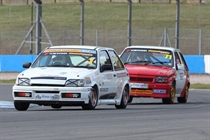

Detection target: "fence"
[0, 28, 209, 55]
[1, 0, 210, 5]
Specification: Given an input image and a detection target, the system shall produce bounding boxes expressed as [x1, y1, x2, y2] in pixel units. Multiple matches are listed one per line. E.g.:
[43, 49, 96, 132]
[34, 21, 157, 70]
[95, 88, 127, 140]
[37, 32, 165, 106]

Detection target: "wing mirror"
[101, 64, 112, 72]
[23, 62, 31, 68]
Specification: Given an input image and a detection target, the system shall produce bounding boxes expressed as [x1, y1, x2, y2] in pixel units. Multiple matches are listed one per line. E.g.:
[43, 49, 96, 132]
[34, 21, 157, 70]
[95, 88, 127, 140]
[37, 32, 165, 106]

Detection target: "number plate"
[34, 94, 60, 100]
[131, 83, 148, 89]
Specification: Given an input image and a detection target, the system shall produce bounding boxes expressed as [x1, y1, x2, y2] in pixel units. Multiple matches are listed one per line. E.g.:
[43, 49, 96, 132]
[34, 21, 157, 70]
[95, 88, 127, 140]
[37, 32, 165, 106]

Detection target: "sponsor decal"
[153, 89, 166, 94]
[69, 52, 93, 56]
[106, 74, 113, 79]
[165, 54, 172, 59]
[148, 50, 170, 54]
[100, 88, 108, 92]
[44, 49, 96, 55]
[31, 77, 67, 80]
[80, 50, 96, 54]
[116, 72, 127, 78]
[131, 89, 153, 94]
[35, 94, 60, 100]
[130, 49, 147, 52]
[131, 83, 148, 89]
[59, 72, 67, 75]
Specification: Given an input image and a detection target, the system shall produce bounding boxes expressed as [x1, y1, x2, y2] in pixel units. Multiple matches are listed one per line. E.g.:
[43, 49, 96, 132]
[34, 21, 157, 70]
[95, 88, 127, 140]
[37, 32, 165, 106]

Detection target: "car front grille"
[130, 77, 153, 83]
[30, 84, 64, 87]
[35, 91, 60, 93]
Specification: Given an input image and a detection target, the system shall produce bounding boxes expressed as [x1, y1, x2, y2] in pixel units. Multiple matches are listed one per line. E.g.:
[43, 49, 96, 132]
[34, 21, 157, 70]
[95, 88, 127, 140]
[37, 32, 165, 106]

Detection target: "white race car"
[13, 45, 130, 111]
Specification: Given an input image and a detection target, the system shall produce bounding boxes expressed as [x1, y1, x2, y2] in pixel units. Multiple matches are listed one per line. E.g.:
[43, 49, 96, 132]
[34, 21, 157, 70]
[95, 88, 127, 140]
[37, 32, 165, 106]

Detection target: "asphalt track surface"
[0, 84, 209, 140]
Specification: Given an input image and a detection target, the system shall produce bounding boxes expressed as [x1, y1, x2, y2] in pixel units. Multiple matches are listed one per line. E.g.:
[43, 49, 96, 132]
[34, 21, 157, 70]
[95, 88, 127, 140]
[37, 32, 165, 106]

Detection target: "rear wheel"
[162, 83, 175, 104]
[51, 104, 62, 109]
[14, 101, 30, 111]
[115, 86, 129, 109]
[82, 87, 98, 110]
[177, 85, 189, 103]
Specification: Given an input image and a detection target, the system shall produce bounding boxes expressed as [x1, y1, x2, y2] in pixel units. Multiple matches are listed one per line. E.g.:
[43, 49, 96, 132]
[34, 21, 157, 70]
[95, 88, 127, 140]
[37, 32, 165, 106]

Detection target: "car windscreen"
[31, 48, 97, 69]
[120, 48, 174, 67]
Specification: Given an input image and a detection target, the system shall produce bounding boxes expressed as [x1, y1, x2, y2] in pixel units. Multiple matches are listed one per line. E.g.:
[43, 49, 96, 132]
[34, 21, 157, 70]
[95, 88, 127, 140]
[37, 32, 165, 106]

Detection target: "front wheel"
[14, 101, 30, 111]
[162, 83, 175, 104]
[82, 87, 98, 110]
[115, 86, 129, 109]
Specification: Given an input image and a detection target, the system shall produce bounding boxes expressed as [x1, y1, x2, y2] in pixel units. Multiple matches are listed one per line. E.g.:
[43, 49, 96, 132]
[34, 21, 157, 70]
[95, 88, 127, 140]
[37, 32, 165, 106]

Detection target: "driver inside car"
[52, 55, 63, 65]
[132, 53, 145, 62]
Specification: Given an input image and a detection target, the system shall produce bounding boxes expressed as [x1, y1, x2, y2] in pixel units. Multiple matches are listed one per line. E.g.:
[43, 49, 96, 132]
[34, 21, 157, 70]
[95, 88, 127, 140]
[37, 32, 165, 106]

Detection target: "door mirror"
[23, 62, 31, 68]
[101, 64, 112, 72]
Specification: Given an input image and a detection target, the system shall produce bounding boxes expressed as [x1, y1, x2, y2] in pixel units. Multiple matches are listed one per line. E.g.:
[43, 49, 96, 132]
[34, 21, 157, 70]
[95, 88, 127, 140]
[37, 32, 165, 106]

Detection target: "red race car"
[120, 46, 190, 104]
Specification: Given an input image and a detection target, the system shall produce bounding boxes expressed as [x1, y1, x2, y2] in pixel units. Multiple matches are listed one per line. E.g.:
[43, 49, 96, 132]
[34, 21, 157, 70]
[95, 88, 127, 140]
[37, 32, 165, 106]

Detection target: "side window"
[179, 52, 189, 70]
[33, 54, 50, 67]
[174, 52, 181, 65]
[108, 50, 125, 71]
[99, 50, 112, 71]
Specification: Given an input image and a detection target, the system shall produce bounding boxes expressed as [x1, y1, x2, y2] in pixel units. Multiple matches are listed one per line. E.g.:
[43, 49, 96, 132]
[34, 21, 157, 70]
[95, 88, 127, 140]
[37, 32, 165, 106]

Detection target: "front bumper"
[13, 85, 92, 105]
[130, 83, 171, 98]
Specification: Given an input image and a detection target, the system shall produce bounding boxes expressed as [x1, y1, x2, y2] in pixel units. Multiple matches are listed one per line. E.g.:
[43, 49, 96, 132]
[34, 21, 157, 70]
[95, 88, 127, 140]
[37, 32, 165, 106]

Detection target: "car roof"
[48, 45, 114, 51]
[124, 46, 181, 52]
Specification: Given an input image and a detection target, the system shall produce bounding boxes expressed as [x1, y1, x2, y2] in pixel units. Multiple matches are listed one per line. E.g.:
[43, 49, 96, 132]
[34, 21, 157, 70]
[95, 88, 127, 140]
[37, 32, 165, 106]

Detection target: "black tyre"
[14, 101, 30, 111]
[162, 83, 176, 104]
[128, 96, 133, 103]
[115, 86, 129, 109]
[177, 85, 189, 103]
[51, 104, 62, 109]
[82, 87, 98, 110]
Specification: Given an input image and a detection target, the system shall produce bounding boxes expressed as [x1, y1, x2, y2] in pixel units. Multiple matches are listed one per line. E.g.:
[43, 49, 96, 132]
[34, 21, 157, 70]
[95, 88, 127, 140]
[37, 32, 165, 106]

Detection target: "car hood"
[18, 67, 94, 79]
[125, 64, 173, 76]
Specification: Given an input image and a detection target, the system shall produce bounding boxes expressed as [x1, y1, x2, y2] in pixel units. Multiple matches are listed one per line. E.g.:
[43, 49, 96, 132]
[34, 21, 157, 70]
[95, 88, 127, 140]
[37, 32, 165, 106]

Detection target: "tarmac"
[0, 72, 210, 84]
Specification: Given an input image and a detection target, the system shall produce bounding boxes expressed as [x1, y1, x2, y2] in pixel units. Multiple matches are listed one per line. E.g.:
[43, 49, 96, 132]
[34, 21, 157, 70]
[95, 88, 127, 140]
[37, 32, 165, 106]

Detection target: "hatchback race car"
[120, 46, 190, 104]
[13, 45, 130, 111]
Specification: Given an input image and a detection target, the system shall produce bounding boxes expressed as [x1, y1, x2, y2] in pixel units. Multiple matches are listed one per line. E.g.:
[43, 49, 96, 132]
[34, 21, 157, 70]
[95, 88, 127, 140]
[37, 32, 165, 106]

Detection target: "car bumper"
[130, 83, 171, 98]
[12, 86, 92, 105]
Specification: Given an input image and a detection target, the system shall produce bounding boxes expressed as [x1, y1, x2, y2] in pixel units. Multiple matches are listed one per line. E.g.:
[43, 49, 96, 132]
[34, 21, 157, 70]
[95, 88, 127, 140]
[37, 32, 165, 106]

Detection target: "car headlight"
[65, 79, 85, 87]
[17, 78, 30, 86]
[155, 76, 168, 83]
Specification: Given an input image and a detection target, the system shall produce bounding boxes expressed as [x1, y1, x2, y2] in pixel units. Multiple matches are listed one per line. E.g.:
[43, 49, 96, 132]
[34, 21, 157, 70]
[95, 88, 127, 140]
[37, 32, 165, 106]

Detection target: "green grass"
[190, 83, 210, 89]
[0, 2, 210, 31]
[0, 79, 209, 89]
[0, 2, 210, 55]
[0, 79, 16, 84]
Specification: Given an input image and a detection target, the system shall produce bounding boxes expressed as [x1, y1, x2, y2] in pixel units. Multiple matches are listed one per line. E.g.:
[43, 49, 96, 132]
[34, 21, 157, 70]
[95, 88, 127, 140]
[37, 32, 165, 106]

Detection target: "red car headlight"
[155, 76, 168, 83]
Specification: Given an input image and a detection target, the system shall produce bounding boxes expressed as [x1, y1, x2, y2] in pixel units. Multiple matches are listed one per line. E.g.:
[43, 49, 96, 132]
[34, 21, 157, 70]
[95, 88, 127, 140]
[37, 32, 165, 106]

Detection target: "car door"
[108, 50, 127, 99]
[174, 51, 187, 94]
[98, 50, 117, 100]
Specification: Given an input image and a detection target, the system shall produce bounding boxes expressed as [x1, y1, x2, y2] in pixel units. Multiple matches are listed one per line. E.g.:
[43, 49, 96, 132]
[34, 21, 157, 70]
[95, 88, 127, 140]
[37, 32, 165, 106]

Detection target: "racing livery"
[120, 46, 190, 104]
[13, 45, 130, 111]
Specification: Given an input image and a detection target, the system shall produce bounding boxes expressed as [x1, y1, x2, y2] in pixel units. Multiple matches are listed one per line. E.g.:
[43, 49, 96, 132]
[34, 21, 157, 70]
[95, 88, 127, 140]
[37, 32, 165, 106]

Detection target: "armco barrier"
[184, 55, 205, 74]
[0, 55, 209, 74]
[0, 55, 37, 72]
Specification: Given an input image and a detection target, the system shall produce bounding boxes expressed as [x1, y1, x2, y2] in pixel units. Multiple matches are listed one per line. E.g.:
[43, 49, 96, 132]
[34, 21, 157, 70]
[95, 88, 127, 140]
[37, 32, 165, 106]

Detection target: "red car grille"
[130, 77, 153, 82]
